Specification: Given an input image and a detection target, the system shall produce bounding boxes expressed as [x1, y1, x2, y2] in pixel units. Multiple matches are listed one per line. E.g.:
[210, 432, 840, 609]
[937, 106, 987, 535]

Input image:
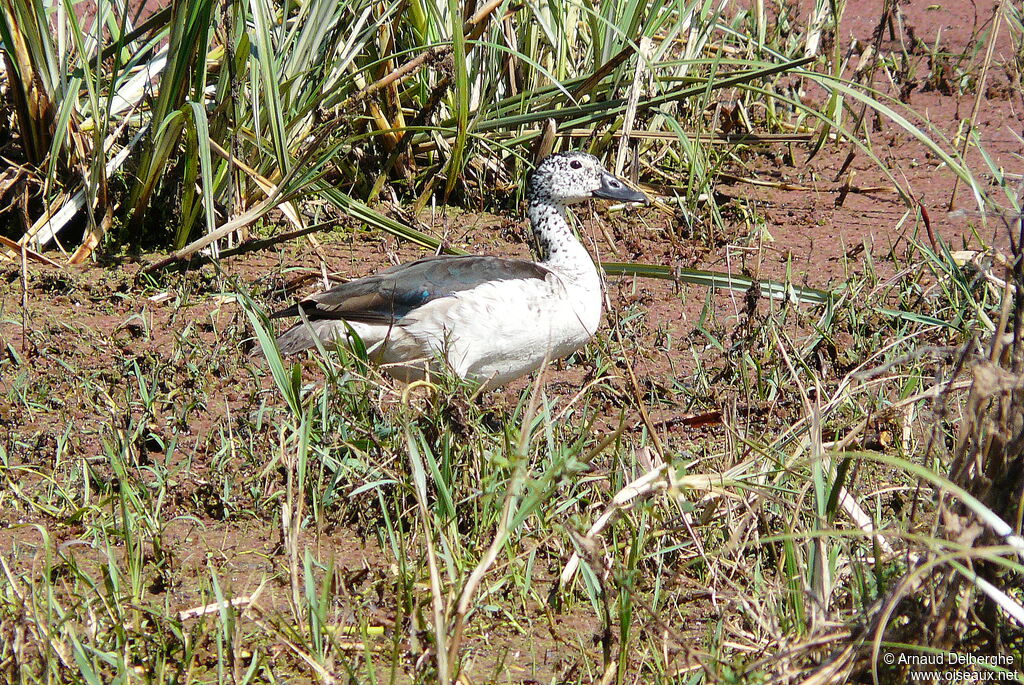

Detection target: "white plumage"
[271, 152, 646, 387]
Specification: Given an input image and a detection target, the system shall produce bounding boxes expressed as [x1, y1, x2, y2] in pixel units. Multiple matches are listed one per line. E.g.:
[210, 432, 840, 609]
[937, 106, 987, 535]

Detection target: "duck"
[271, 151, 647, 388]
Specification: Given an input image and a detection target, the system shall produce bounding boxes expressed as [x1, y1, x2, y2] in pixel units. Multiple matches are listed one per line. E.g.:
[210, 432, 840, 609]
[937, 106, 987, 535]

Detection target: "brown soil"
[1, 0, 1021, 681]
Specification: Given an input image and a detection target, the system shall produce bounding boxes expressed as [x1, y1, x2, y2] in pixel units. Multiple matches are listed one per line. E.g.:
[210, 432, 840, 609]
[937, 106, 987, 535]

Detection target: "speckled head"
[527, 152, 647, 206]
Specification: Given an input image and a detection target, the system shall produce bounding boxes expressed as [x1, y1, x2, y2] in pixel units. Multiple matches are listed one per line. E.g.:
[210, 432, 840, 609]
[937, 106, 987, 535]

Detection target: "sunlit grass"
[1, 0, 1022, 683]
[3, 213, 1021, 681]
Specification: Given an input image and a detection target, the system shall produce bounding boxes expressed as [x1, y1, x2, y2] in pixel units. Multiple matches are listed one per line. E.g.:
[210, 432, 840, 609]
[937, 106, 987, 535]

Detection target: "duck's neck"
[527, 200, 596, 275]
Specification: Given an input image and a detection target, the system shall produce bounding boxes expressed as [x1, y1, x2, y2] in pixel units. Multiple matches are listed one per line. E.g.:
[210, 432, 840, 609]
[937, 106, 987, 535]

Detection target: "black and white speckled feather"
[271, 151, 646, 387]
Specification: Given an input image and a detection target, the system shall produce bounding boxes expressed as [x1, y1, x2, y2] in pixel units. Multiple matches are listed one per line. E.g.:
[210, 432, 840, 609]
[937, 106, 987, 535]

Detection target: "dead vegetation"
[1, 0, 1023, 683]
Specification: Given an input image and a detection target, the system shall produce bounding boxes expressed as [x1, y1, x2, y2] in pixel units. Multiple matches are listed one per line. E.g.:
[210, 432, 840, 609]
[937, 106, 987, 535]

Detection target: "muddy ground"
[1, 0, 1022, 681]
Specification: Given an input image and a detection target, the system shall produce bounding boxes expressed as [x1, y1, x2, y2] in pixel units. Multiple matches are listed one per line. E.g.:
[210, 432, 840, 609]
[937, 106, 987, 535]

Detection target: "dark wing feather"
[271, 255, 550, 325]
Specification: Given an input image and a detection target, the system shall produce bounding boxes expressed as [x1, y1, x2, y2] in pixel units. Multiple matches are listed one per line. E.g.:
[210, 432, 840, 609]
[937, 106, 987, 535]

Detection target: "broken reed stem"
[207, 138, 332, 267]
[0, 235, 62, 266]
[558, 464, 669, 590]
[143, 192, 282, 273]
[216, 221, 338, 259]
[614, 36, 651, 176]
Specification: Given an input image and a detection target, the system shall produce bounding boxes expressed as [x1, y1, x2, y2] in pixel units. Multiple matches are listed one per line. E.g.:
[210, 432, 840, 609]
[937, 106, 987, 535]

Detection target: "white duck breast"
[391, 271, 601, 386]
[270, 151, 646, 388]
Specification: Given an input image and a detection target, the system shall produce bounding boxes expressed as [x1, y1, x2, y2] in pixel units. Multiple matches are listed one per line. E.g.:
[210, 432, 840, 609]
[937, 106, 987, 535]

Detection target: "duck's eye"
[570, 160, 582, 169]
